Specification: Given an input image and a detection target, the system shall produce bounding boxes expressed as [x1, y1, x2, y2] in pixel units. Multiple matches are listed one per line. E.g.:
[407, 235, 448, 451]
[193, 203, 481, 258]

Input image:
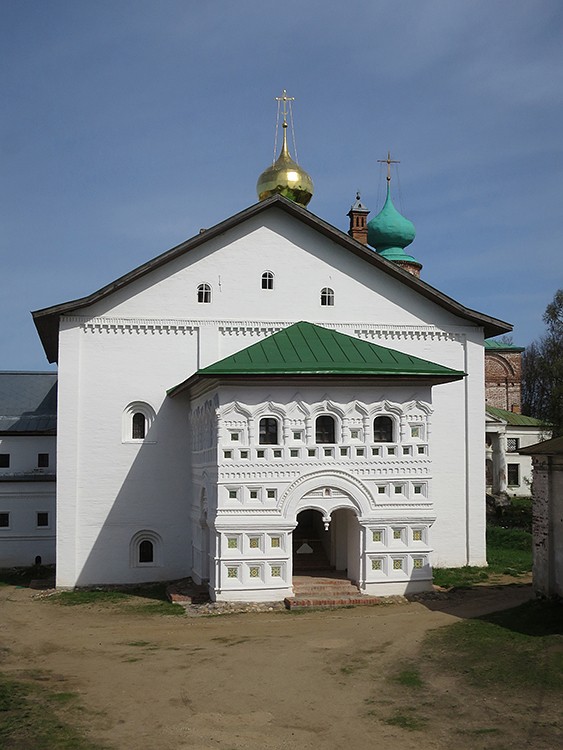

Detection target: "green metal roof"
[187, 322, 465, 381]
[486, 405, 544, 427]
[485, 339, 525, 352]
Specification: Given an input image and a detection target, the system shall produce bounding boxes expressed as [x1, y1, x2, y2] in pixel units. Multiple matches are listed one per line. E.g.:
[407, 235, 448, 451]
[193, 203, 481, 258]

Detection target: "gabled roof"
[168, 321, 465, 395]
[485, 405, 544, 427]
[0, 372, 57, 434]
[519, 435, 563, 456]
[485, 339, 525, 353]
[32, 195, 512, 363]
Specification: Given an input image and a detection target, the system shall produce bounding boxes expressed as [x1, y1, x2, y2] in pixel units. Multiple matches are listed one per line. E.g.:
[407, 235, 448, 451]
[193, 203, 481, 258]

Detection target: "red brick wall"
[485, 350, 522, 411]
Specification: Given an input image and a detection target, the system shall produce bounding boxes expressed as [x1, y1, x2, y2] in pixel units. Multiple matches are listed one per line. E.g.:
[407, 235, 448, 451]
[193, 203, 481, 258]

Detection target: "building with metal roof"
[28, 100, 515, 600]
[0, 372, 57, 567]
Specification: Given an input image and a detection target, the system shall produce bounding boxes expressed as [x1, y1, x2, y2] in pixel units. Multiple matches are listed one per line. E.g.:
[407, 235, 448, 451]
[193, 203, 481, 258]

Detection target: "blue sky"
[2, 0, 562, 370]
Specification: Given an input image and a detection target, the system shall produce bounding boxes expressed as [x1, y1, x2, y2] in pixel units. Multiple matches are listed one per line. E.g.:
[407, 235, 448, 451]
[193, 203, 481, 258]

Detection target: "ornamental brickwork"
[485, 349, 522, 412]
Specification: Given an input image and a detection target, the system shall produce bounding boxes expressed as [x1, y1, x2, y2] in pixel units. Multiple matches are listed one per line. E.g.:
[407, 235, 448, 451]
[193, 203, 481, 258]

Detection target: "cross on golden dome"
[275, 89, 295, 125]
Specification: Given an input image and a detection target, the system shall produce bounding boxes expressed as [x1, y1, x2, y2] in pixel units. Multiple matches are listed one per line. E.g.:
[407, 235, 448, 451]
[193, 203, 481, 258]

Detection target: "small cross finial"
[275, 89, 295, 124]
[377, 150, 400, 182]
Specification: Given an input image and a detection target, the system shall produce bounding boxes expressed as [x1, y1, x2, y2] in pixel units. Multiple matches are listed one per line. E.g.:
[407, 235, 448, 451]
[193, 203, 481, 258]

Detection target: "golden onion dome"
[256, 122, 314, 206]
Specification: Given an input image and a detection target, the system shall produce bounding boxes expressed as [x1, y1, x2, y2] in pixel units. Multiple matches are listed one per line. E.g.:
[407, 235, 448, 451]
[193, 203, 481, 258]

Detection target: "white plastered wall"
[54, 207, 487, 587]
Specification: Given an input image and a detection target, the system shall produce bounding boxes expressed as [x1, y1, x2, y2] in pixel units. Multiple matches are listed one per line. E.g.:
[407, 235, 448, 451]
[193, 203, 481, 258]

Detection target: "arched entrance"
[292, 506, 361, 583]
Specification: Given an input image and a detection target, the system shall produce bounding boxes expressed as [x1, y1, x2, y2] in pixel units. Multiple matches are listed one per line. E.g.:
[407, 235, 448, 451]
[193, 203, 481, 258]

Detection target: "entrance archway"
[292, 507, 361, 582]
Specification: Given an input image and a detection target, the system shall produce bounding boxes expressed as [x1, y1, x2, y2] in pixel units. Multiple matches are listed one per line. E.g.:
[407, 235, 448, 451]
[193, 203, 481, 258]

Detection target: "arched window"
[259, 417, 279, 445]
[132, 412, 146, 440]
[139, 540, 154, 564]
[261, 271, 274, 290]
[130, 530, 161, 567]
[320, 287, 334, 306]
[373, 416, 394, 442]
[316, 415, 336, 444]
[123, 401, 156, 443]
[197, 283, 211, 303]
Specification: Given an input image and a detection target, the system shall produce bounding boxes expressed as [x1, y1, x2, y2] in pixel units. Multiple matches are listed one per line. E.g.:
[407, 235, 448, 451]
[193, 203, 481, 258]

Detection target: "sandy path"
[0, 583, 541, 749]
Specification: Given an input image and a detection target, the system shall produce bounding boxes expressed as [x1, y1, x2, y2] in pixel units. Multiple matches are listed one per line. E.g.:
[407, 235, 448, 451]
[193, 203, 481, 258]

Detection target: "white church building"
[31, 108, 511, 600]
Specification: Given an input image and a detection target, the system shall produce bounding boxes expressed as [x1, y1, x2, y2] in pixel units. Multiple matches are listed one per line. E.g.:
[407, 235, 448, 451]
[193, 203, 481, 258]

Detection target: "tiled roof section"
[0, 372, 57, 434]
[485, 339, 525, 353]
[519, 435, 563, 455]
[196, 322, 465, 378]
[486, 405, 544, 427]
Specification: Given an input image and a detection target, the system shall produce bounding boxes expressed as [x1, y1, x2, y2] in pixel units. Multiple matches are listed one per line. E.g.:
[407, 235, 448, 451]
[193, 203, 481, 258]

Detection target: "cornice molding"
[67, 316, 467, 343]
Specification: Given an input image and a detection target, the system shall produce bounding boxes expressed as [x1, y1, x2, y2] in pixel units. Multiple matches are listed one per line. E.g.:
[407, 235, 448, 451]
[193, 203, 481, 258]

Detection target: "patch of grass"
[0, 565, 54, 587]
[47, 587, 184, 616]
[0, 672, 107, 749]
[425, 600, 563, 693]
[486, 525, 532, 575]
[432, 566, 489, 588]
[392, 667, 424, 688]
[384, 708, 428, 731]
[48, 691, 78, 704]
[50, 590, 129, 606]
[433, 522, 532, 587]
[490, 496, 533, 532]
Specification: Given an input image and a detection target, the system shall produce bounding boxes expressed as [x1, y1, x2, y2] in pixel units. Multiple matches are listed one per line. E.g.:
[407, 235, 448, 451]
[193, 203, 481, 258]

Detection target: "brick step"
[284, 595, 381, 610]
[293, 585, 361, 596]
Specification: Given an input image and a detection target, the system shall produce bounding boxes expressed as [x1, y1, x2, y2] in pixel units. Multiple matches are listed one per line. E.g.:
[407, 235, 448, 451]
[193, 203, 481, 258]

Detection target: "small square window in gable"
[0, 454, 10, 468]
[37, 512, 49, 528]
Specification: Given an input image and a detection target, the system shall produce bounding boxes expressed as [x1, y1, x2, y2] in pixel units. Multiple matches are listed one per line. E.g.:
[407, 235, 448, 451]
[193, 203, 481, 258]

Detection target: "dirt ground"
[1, 579, 560, 750]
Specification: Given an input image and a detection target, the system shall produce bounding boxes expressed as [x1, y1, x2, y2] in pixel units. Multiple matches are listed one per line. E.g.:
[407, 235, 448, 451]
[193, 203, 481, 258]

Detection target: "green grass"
[51, 590, 129, 606]
[47, 583, 184, 615]
[424, 599, 563, 693]
[0, 672, 108, 749]
[490, 496, 533, 532]
[486, 525, 533, 574]
[433, 506, 533, 588]
[384, 708, 428, 731]
[0, 565, 54, 587]
[392, 667, 424, 688]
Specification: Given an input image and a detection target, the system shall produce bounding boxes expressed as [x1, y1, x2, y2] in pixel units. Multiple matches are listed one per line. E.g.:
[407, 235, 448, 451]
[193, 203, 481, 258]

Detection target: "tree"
[522, 289, 563, 437]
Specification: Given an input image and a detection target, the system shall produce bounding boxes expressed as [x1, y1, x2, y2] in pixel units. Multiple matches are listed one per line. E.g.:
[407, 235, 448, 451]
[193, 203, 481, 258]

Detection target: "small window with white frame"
[130, 530, 161, 567]
[320, 287, 334, 306]
[261, 271, 274, 290]
[123, 402, 156, 443]
[197, 283, 212, 303]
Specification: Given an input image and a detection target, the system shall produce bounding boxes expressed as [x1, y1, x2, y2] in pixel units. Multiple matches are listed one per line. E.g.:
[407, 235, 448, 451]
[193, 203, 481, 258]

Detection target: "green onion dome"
[367, 185, 419, 265]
